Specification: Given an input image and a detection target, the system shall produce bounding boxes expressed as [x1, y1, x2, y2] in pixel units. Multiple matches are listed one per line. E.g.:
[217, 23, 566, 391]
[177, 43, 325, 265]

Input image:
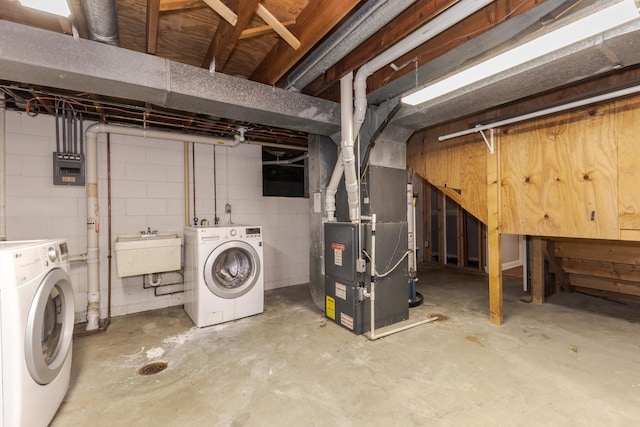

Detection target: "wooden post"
[437, 190, 445, 264]
[424, 183, 432, 262]
[457, 206, 465, 267]
[531, 236, 545, 303]
[487, 138, 502, 325]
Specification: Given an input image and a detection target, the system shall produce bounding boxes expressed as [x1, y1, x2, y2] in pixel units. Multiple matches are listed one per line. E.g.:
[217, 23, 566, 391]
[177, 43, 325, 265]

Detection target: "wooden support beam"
[159, 0, 204, 12]
[457, 205, 465, 267]
[202, 0, 260, 71]
[531, 237, 545, 303]
[487, 138, 502, 325]
[251, 0, 360, 85]
[478, 220, 486, 272]
[569, 274, 640, 297]
[203, 0, 237, 26]
[424, 183, 432, 262]
[437, 191, 445, 264]
[146, 0, 161, 55]
[255, 3, 300, 50]
[57, 17, 72, 34]
[240, 20, 295, 40]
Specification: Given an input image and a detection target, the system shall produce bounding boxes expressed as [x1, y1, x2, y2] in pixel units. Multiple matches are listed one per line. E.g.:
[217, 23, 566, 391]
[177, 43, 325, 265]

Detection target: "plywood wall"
[408, 94, 640, 243]
[407, 123, 488, 224]
[500, 105, 619, 239]
[616, 97, 640, 240]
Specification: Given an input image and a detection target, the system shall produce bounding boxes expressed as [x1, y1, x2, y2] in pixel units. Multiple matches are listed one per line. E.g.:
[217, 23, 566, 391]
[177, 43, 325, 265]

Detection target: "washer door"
[204, 240, 261, 299]
[25, 267, 75, 385]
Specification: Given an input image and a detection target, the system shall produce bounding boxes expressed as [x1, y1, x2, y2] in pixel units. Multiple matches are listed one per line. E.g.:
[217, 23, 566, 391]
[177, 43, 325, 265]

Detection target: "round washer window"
[204, 241, 261, 299]
[25, 268, 75, 385]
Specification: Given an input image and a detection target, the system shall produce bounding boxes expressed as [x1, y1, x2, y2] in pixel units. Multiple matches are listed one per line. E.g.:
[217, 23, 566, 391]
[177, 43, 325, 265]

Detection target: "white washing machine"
[184, 225, 264, 327]
[0, 239, 75, 427]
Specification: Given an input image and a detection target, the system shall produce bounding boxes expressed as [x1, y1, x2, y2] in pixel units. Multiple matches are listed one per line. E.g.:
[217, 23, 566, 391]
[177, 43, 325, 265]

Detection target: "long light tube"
[19, 0, 71, 17]
[402, 0, 640, 106]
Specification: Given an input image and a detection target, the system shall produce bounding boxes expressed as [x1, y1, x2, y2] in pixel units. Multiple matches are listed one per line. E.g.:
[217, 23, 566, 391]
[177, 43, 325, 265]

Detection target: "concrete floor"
[52, 263, 640, 426]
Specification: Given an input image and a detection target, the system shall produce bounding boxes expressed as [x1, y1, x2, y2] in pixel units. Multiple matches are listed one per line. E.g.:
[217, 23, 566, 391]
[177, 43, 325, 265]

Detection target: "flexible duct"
[84, 124, 246, 331]
[80, 0, 120, 46]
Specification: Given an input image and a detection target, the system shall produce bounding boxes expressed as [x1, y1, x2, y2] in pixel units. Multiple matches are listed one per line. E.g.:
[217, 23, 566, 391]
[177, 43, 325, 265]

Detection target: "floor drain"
[138, 361, 168, 376]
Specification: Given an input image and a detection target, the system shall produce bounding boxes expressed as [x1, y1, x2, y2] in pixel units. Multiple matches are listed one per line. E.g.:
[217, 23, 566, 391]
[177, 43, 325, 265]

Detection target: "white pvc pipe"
[325, 153, 344, 222]
[146, 273, 163, 287]
[340, 72, 360, 222]
[369, 213, 377, 339]
[0, 94, 5, 241]
[261, 153, 308, 165]
[353, 0, 494, 137]
[83, 123, 252, 331]
[439, 83, 640, 141]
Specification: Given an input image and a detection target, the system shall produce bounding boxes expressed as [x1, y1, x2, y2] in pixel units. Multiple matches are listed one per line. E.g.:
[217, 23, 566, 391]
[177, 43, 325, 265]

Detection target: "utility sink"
[114, 232, 182, 278]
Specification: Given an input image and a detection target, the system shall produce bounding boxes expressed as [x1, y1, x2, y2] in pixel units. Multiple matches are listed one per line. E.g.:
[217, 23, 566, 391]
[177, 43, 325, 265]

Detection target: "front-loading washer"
[184, 225, 264, 327]
[0, 239, 75, 427]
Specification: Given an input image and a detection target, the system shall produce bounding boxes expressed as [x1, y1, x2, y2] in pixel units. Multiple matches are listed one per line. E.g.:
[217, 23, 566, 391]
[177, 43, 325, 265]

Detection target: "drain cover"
[138, 361, 168, 376]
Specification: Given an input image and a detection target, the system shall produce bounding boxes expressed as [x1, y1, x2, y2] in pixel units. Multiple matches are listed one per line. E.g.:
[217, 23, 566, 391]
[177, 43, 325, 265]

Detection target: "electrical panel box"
[53, 152, 85, 186]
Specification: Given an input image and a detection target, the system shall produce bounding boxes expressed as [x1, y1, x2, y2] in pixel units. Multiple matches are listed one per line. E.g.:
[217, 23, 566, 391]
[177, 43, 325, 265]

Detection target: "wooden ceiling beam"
[250, 0, 362, 85]
[159, 0, 204, 12]
[240, 20, 295, 40]
[146, 0, 161, 55]
[201, 0, 261, 71]
[203, 0, 237, 26]
[255, 3, 300, 50]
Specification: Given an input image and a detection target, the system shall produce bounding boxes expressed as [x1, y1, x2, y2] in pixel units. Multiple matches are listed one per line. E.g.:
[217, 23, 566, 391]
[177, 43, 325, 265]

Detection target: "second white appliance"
[0, 239, 75, 427]
[184, 225, 264, 327]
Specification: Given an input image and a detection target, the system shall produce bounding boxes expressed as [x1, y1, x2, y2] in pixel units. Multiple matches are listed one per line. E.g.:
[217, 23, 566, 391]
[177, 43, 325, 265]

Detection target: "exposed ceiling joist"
[146, 0, 161, 54]
[203, 0, 261, 71]
[250, 0, 362, 85]
[203, 0, 237, 26]
[240, 20, 295, 40]
[159, 0, 205, 12]
[255, 3, 300, 50]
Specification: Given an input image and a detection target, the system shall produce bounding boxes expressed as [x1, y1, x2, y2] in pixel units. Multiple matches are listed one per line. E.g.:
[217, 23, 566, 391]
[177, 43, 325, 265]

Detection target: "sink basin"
[114, 232, 182, 278]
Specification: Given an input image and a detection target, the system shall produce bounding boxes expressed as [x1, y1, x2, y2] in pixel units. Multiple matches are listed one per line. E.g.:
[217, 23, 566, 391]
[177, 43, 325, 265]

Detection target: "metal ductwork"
[80, 0, 120, 46]
[284, 0, 416, 92]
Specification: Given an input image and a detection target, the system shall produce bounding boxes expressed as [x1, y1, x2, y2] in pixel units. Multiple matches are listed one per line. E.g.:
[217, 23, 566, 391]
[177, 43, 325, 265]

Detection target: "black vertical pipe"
[80, 114, 84, 156]
[61, 107, 66, 153]
[55, 103, 60, 153]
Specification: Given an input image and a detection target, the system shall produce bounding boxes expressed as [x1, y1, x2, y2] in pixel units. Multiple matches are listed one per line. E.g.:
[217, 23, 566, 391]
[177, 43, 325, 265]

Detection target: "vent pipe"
[80, 0, 120, 46]
[325, 0, 494, 223]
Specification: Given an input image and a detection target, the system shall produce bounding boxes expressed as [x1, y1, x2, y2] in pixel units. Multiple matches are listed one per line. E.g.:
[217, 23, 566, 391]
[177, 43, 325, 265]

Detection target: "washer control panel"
[245, 227, 261, 238]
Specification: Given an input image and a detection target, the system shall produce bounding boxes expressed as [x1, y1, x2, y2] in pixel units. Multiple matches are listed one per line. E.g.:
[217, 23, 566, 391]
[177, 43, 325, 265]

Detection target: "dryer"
[0, 239, 75, 427]
[184, 225, 264, 327]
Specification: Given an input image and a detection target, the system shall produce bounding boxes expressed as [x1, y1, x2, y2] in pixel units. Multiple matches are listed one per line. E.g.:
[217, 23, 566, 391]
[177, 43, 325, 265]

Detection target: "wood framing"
[531, 237, 545, 303]
[487, 138, 502, 325]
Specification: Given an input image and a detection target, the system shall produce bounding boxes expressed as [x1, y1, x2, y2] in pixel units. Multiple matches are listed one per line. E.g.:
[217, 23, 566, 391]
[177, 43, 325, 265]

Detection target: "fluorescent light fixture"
[19, 0, 71, 17]
[401, 0, 640, 106]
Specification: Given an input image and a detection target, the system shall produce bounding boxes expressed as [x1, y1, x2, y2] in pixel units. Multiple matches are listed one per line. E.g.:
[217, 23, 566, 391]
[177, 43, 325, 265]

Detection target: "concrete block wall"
[3, 111, 310, 322]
